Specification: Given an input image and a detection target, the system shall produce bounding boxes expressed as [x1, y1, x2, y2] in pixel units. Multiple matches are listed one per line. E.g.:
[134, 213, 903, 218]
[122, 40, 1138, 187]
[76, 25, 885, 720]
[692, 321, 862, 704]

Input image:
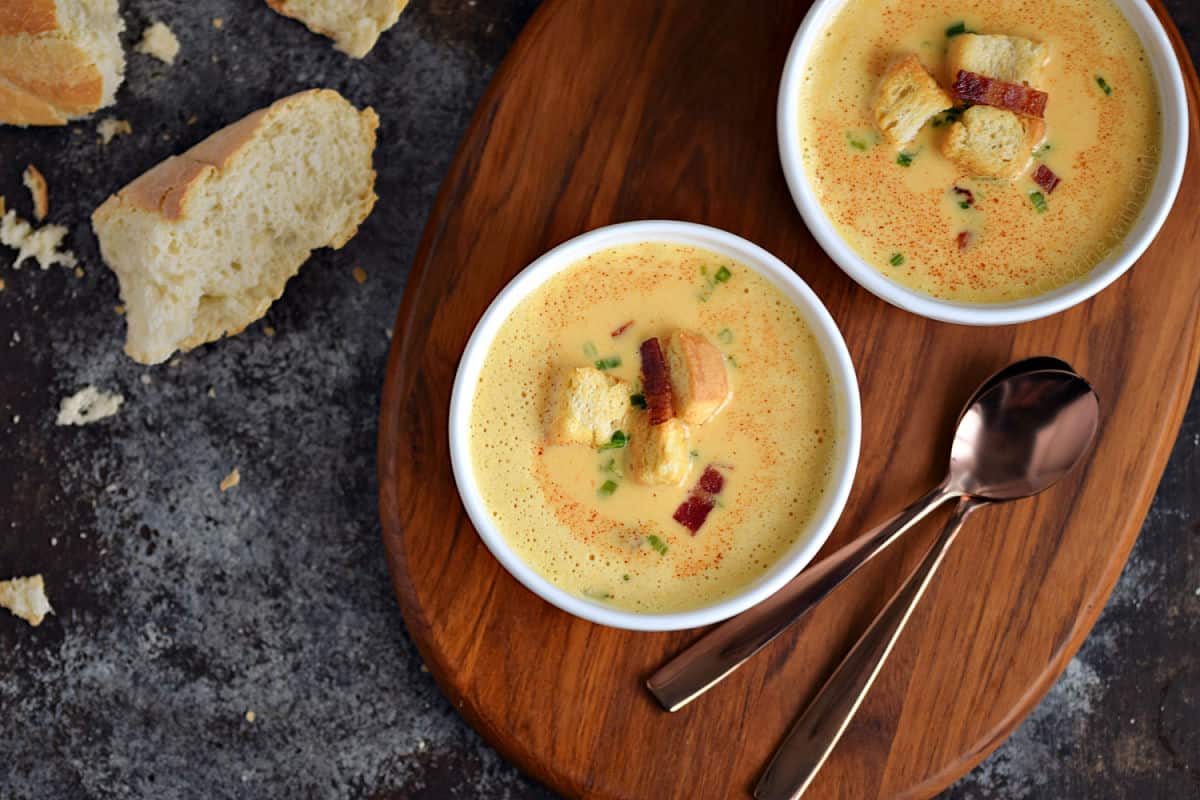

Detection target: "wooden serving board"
[378, 2, 1200, 797]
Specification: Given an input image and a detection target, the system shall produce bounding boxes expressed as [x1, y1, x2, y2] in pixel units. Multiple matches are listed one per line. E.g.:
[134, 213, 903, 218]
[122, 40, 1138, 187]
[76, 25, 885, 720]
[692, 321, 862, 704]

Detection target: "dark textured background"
[0, 1, 1196, 798]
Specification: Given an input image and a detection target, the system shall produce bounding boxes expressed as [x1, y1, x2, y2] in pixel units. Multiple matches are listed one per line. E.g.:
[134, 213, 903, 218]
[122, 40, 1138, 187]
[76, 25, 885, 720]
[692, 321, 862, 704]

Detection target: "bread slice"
[666, 330, 730, 425]
[942, 105, 1045, 180]
[547, 367, 630, 447]
[946, 34, 1049, 87]
[92, 89, 379, 365]
[0, 575, 53, 626]
[628, 414, 691, 487]
[266, 0, 410, 58]
[873, 55, 952, 145]
[0, 0, 125, 126]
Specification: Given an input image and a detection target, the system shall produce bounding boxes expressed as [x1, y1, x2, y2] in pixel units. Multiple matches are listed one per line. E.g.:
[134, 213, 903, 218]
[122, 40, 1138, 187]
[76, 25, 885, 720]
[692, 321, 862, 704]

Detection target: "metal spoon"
[647, 357, 1077, 712]
[756, 370, 1099, 800]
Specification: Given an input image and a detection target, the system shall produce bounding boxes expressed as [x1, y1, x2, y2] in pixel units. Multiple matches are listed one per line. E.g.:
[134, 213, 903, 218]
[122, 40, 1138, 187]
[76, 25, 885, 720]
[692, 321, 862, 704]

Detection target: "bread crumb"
[115, 305, 126, 315]
[220, 468, 241, 492]
[0, 278, 5, 291]
[244, 710, 256, 723]
[213, 17, 224, 30]
[352, 266, 367, 284]
[74, 267, 84, 278]
[22, 165, 48, 221]
[56, 386, 124, 426]
[97, 117, 133, 145]
[207, 387, 216, 398]
[187, 115, 198, 125]
[0, 207, 76, 270]
[140, 373, 152, 385]
[263, 325, 276, 338]
[0, 575, 53, 626]
[168, 357, 181, 368]
[12, 415, 19, 423]
[136, 22, 181, 64]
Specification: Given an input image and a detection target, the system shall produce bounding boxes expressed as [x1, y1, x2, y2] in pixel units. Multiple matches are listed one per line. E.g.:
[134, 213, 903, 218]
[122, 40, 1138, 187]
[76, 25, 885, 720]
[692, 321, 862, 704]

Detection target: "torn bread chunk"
[0, 202, 76, 269]
[91, 89, 379, 364]
[942, 105, 1045, 180]
[56, 385, 124, 425]
[22, 165, 49, 221]
[667, 330, 730, 425]
[266, 0, 410, 58]
[0, 575, 53, 626]
[873, 55, 952, 145]
[946, 34, 1049, 87]
[96, 116, 132, 144]
[547, 367, 630, 447]
[628, 413, 691, 487]
[136, 22, 180, 64]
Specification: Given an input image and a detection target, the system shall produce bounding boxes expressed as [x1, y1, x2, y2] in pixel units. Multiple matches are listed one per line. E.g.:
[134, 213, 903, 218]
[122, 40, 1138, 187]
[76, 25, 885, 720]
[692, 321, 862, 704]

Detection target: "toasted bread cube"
[941, 105, 1045, 180]
[628, 414, 691, 486]
[667, 330, 730, 425]
[947, 34, 1049, 87]
[873, 55, 953, 145]
[547, 367, 630, 447]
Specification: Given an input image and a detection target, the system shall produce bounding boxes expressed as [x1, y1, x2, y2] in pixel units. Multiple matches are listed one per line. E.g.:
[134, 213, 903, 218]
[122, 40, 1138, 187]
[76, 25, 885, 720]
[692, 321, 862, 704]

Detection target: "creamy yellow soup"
[798, 0, 1161, 302]
[468, 243, 838, 614]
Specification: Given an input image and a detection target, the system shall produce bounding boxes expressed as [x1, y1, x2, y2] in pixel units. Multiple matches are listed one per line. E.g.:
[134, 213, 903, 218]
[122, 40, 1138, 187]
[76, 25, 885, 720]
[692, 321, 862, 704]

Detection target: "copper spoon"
[756, 369, 1099, 800]
[647, 357, 1076, 712]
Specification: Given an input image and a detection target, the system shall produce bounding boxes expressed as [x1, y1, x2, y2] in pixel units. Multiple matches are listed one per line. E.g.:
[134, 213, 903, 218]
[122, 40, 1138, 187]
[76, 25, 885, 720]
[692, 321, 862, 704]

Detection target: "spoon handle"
[646, 483, 955, 712]
[753, 498, 985, 800]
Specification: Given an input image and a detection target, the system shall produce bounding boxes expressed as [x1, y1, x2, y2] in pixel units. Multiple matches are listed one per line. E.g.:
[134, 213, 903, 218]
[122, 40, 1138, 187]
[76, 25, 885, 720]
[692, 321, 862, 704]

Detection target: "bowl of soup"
[449, 221, 861, 631]
[777, 0, 1188, 324]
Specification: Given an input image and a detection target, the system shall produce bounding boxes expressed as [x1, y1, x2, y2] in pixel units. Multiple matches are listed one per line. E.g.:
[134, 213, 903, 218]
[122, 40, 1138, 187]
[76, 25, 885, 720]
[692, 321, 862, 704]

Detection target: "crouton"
[941, 105, 1045, 180]
[873, 55, 953, 145]
[946, 34, 1049, 87]
[547, 367, 630, 447]
[667, 330, 730, 426]
[628, 413, 691, 486]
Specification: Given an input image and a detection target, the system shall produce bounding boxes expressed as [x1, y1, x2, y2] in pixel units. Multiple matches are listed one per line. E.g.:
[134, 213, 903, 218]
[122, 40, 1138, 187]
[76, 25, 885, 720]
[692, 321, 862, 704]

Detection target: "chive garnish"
[599, 430, 628, 450]
[896, 151, 914, 167]
[717, 328, 734, 344]
[630, 393, 647, 409]
[945, 21, 972, 37]
[1029, 191, 1048, 214]
[1034, 143, 1052, 159]
[889, 252, 905, 267]
[714, 266, 732, 283]
[582, 341, 598, 358]
[622, 574, 631, 582]
[689, 449, 700, 459]
[959, 201, 971, 209]
[601, 457, 623, 478]
[584, 588, 613, 600]
[846, 132, 869, 151]
[598, 479, 619, 497]
[1096, 75, 1113, 96]
[647, 534, 668, 555]
[594, 355, 622, 370]
[727, 354, 739, 368]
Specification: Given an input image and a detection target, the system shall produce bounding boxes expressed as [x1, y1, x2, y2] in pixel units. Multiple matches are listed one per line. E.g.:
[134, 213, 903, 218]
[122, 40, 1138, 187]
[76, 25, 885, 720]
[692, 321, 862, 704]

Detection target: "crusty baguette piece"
[942, 105, 1045, 180]
[628, 414, 691, 487]
[666, 330, 730, 425]
[547, 367, 630, 447]
[947, 34, 1049, 87]
[266, 0, 410, 58]
[92, 89, 379, 365]
[873, 55, 952, 145]
[0, 0, 125, 126]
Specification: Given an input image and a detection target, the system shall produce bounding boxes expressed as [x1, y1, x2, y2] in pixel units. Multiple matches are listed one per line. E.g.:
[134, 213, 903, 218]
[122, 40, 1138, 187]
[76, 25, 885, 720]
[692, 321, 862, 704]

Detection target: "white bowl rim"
[776, 0, 1190, 326]
[448, 220, 862, 631]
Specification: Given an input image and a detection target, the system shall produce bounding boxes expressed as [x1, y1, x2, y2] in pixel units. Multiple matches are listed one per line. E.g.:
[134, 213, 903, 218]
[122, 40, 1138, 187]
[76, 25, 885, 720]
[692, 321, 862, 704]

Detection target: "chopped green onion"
[689, 449, 700, 459]
[594, 356, 622, 370]
[598, 430, 628, 450]
[717, 328, 734, 344]
[847, 133, 869, 151]
[647, 534, 668, 555]
[714, 266, 732, 283]
[889, 252, 905, 267]
[601, 458, 623, 478]
[896, 151, 914, 167]
[584, 588, 613, 600]
[598, 480, 619, 497]
[727, 354, 738, 368]
[630, 393, 647, 409]
[1029, 191, 1048, 214]
[582, 341, 598, 359]
[622, 574, 631, 582]
[1034, 143, 1052, 159]
[959, 201, 971, 209]
[945, 21, 971, 37]
[1096, 75, 1113, 96]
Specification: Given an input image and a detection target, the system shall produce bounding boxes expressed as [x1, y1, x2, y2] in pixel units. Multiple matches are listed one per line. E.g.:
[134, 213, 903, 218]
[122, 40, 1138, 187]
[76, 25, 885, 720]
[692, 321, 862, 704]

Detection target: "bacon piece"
[673, 464, 726, 534]
[639, 337, 674, 425]
[952, 70, 1048, 118]
[1032, 164, 1061, 194]
[952, 185, 975, 207]
[611, 320, 634, 338]
[957, 231, 972, 251]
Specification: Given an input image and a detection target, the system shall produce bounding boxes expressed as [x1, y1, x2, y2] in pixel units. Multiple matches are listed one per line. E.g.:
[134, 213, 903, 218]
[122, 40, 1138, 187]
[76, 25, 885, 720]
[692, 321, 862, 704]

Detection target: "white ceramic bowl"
[449, 221, 862, 631]
[777, 0, 1189, 325]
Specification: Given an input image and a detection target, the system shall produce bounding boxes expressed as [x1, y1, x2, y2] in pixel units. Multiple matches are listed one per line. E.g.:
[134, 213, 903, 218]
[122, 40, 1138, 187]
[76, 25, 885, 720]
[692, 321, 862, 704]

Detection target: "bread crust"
[23, 164, 48, 221]
[0, 0, 58, 36]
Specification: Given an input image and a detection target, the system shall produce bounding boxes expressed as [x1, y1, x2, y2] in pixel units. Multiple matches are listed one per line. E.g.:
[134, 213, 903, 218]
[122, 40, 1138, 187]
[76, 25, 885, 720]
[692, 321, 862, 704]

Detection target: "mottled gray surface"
[0, 2, 1195, 799]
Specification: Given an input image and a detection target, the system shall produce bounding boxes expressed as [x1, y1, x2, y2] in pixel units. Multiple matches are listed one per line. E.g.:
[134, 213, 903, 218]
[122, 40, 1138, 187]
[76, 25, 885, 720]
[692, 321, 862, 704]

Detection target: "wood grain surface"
[377, 2, 1200, 798]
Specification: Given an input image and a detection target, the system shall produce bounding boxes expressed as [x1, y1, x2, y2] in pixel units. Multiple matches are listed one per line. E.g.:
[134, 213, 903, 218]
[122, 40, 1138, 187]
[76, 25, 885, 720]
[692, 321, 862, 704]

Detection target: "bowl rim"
[776, 0, 1190, 325]
[448, 220, 862, 631]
